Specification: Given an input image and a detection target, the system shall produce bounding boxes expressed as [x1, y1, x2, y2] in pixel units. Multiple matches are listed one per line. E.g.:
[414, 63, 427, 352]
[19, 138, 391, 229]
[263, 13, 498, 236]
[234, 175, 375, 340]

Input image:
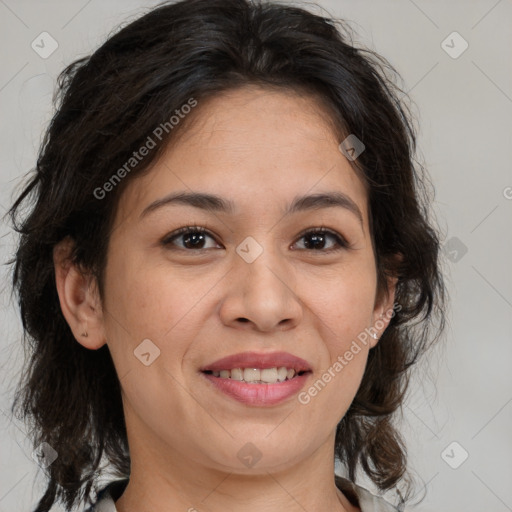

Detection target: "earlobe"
[53, 237, 106, 350]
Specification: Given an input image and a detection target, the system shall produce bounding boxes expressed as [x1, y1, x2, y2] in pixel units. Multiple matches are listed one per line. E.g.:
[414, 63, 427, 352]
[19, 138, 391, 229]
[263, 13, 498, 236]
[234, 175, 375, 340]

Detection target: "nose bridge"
[236, 231, 291, 285]
[222, 233, 301, 331]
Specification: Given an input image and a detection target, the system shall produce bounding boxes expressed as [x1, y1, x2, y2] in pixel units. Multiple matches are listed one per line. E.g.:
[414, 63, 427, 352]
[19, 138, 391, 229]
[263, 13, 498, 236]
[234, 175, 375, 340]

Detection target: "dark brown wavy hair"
[7, 0, 446, 510]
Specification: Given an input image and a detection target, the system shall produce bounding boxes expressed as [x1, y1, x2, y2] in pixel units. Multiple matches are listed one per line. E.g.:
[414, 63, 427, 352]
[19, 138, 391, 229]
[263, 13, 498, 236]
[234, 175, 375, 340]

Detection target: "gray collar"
[90, 476, 400, 511]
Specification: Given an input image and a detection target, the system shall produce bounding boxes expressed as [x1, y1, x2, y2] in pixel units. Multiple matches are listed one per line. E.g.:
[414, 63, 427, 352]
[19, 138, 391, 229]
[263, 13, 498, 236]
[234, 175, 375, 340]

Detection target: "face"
[71, 85, 396, 473]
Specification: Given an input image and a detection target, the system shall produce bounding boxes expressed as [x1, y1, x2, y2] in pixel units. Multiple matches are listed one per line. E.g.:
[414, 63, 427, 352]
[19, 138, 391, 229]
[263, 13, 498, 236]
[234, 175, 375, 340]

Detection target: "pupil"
[305, 233, 325, 250]
[184, 232, 205, 249]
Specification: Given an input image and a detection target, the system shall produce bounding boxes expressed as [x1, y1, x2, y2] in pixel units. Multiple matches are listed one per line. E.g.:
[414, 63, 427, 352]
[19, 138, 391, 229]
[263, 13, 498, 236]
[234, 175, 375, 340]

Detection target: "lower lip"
[201, 372, 311, 406]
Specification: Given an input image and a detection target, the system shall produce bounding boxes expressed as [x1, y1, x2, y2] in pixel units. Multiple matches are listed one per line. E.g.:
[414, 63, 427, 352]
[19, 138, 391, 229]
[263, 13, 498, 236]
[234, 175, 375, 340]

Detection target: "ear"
[53, 237, 106, 350]
[369, 254, 402, 348]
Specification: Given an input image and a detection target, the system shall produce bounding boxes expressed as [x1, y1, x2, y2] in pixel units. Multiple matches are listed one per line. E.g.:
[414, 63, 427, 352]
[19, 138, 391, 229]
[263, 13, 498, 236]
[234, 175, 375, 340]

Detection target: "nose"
[218, 244, 303, 333]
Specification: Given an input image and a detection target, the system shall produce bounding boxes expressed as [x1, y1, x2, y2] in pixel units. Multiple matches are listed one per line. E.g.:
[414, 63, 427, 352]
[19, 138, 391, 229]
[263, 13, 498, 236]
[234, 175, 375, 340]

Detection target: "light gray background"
[1, 1, 511, 511]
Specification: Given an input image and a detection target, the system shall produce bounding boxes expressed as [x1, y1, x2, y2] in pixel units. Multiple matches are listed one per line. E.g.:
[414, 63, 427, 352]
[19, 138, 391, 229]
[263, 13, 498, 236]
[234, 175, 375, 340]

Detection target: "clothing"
[87, 475, 400, 511]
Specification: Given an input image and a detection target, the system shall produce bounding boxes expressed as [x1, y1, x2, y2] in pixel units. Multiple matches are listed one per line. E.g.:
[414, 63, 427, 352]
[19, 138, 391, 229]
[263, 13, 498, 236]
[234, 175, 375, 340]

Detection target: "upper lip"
[200, 351, 312, 373]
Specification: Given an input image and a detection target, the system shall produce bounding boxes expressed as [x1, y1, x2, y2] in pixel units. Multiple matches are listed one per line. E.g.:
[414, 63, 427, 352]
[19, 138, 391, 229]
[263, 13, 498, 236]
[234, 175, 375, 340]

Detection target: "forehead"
[115, 85, 369, 228]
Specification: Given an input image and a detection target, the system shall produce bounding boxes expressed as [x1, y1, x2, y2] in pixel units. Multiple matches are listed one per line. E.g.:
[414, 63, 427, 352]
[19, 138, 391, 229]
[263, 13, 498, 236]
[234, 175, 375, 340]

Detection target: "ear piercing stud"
[81, 332, 88, 337]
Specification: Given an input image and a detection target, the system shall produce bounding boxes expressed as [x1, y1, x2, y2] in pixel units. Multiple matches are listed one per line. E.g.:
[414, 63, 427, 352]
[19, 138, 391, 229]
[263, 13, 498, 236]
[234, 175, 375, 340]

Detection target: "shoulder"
[335, 475, 402, 512]
[86, 479, 129, 512]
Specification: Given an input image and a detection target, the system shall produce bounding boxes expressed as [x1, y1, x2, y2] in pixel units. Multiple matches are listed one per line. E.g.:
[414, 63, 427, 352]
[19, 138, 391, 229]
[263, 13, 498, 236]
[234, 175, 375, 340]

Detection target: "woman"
[8, 0, 446, 510]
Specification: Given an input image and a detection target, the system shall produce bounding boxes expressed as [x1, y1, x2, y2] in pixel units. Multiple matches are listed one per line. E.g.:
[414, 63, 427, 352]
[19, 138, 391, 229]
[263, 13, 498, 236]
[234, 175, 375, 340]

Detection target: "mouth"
[199, 351, 313, 406]
[200, 350, 312, 374]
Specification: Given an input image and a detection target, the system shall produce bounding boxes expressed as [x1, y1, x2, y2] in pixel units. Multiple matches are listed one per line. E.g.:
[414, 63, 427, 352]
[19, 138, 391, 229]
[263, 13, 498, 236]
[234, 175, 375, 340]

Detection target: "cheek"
[301, 264, 376, 396]
[307, 263, 377, 336]
[299, 289, 373, 423]
[102, 254, 218, 361]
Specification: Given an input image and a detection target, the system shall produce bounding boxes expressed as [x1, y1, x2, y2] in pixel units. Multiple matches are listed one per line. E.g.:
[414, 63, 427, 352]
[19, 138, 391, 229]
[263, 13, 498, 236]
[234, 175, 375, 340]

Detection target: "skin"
[54, 85, 397, 512]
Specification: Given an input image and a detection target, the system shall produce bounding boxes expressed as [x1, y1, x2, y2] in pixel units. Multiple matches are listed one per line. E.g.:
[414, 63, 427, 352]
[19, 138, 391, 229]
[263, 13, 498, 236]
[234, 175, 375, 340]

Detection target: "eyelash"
[161, 225, 350, 254]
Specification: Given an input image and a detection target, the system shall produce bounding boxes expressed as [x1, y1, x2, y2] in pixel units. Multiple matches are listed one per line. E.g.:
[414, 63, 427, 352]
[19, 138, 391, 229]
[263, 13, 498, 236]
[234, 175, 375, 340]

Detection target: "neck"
[115, 415, 357, 512]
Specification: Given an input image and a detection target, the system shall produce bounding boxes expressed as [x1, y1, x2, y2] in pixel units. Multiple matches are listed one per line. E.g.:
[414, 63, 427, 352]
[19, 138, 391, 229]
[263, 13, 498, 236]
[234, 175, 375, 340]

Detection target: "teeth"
[230, 368, 244, 381]
[244, 368, 260, 382]
[261, 367, 278, 382]
[277, 367, 288, 382]
[209, 366, 300, 383]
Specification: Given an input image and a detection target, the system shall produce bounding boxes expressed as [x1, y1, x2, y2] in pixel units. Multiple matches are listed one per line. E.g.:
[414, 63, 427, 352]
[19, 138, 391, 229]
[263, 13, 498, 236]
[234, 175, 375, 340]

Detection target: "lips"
[201, 371, 311, 406]
[199, 351, 313, 406]
[199, 351, 312, 373]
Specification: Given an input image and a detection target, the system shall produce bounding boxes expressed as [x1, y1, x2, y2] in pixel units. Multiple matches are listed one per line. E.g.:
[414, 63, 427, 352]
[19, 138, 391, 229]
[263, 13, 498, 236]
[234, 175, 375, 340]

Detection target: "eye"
[292, 227, 349, 253]
[161, 225, 349, 253]
[161, 226, 221, 251]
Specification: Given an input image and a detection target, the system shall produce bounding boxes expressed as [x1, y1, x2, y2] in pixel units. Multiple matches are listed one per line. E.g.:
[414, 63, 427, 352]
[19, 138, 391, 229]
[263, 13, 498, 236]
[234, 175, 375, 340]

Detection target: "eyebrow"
[140, 190, 363, 225]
